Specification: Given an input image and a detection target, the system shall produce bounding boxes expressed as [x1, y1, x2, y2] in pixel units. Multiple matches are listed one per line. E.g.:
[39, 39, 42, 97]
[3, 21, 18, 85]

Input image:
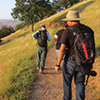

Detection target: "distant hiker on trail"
[53, 22, 68, 61]
[55, 10, 95, 100]
[32, 24, 51, 74]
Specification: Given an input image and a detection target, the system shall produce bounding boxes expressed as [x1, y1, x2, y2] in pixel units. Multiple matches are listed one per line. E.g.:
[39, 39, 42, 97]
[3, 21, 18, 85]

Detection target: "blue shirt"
[32, 30, 51, 41]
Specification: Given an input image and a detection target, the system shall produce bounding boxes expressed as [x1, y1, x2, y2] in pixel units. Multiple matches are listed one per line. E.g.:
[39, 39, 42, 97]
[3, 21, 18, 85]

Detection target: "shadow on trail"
[44, 68, 55, 70]
[43, 72, 58, 75]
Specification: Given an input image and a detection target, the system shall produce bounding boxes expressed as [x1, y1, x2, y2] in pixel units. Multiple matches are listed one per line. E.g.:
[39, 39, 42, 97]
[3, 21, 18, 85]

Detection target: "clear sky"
[0, 0, 16, 19]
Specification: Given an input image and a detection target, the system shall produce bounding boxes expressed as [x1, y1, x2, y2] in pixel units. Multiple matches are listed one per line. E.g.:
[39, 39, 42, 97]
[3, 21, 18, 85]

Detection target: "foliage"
[52, 0, 81, 12]
[0, 25, 15, 39]
[4, 57, 36, 100]
[11, 0, 55, 32]
[11, 0, 88, 32]
[15, 23, 25, 31]
[0, 27, 55, 99]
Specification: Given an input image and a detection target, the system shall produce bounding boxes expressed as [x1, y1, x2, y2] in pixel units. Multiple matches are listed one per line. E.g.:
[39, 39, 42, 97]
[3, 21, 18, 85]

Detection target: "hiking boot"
[39, 69, 43, 74]
[37, 66, 40, 70]
[42, 67, 44, 70]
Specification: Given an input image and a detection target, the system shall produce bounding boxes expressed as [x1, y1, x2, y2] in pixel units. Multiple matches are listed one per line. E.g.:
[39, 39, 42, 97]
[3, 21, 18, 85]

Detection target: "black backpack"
[72, 28, 95, 68]
[37, 31, 47, 47]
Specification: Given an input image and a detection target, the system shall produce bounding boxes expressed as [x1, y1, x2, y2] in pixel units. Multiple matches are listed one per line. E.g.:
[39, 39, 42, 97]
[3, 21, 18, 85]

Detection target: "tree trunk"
[0, 39, 2, 42]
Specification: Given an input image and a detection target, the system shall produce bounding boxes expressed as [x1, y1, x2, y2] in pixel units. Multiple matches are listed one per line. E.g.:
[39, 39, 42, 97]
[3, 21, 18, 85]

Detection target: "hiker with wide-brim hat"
[61, 10, 84, 21]
[55, 10, 95, 100]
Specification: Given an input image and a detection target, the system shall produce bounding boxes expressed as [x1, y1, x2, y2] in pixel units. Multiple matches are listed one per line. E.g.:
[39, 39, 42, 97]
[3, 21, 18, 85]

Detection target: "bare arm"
[55, 44, 66, 74]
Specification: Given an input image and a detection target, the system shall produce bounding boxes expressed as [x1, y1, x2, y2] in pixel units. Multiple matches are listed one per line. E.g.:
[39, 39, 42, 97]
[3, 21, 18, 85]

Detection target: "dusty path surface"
[29, 46, 98, 100]
[29, 46, 76, 100]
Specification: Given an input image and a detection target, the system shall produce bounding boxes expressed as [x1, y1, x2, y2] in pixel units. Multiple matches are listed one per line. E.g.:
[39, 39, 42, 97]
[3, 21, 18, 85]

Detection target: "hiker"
[32, 24, 51, 73]
[55, 10, 95, 100]
[53, 22, 68, 61]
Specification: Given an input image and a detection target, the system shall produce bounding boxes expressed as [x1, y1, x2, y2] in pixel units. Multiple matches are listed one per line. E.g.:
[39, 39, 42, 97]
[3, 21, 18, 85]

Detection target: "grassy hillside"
[0, 0, 100, 99]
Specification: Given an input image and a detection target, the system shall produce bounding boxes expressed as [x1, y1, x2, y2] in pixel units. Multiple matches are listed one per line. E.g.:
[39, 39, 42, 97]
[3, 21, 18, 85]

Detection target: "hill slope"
[0, 0, 100, 99]
[0, 19, 21, 28]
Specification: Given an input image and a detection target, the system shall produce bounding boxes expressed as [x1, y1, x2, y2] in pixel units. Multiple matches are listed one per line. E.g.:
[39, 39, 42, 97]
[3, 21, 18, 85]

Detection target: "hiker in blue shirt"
[32, 24, 51, 74]
[33, 30, 51, 41]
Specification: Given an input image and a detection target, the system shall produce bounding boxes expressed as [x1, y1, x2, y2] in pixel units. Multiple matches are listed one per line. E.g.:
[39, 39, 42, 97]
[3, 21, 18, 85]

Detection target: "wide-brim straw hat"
[62, 10, 85, 21]
[39, 24, 46, 31]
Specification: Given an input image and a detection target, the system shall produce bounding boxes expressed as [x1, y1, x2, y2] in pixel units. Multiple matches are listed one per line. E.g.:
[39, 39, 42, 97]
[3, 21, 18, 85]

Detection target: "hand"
[53, 35, 58, 40]
[55, 66, 61, 74]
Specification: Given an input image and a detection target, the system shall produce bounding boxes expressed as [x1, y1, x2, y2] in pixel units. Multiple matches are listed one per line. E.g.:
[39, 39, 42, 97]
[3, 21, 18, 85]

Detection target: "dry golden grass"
[0, 0, 99, 99]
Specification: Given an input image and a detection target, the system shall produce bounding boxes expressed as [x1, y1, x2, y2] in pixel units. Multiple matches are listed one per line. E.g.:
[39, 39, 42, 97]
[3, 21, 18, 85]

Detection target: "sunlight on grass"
[0, 0, 100, 99]
[0, 26, 57, 99]
[80, 0, 100, 48]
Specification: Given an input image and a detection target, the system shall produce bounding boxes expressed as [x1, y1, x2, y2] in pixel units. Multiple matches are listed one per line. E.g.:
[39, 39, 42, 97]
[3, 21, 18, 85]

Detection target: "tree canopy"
[52, 0, 82, 12]
[11, 0, 56, 32]
[15, 23, 25, 31]
[0, 25, 15, 40]
[11, 0, 83, 32]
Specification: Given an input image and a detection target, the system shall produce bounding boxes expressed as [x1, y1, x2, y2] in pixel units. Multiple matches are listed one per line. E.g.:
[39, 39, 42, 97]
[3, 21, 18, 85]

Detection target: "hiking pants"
[62, 60, 86, 100]
[37, 45, 47, 70]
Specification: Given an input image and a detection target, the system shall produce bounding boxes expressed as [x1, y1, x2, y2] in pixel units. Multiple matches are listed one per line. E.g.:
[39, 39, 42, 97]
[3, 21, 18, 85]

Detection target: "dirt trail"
[29, 46, 76, 100]
[29, 46, 97, 100]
